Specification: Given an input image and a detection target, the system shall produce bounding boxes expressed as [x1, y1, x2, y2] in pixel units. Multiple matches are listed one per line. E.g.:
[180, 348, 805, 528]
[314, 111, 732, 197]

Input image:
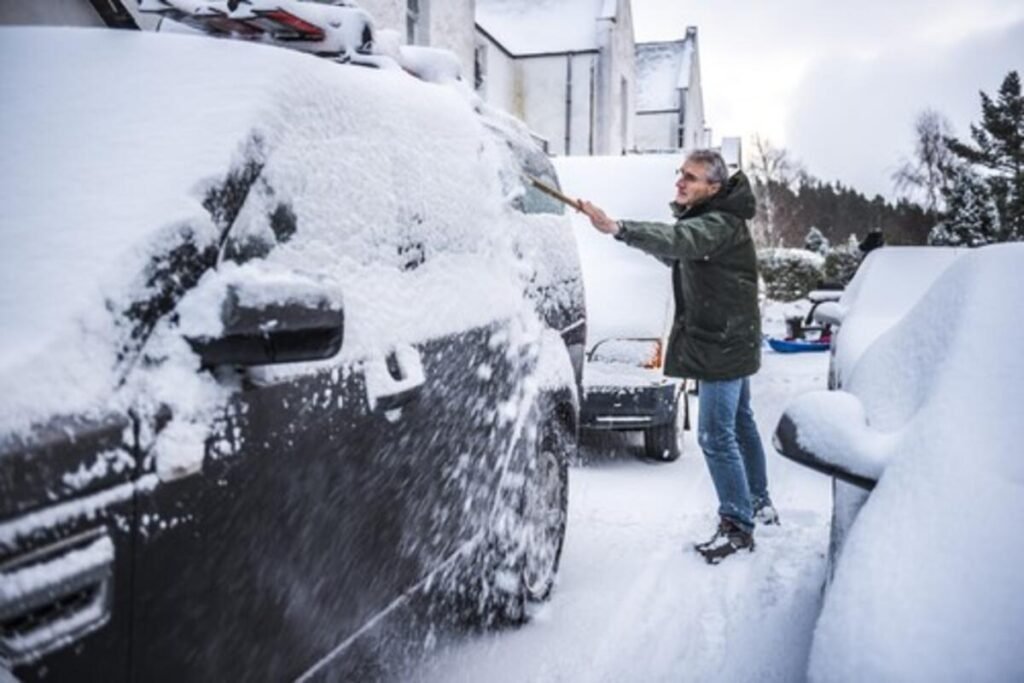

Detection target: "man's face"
[675, 160, 721, 207]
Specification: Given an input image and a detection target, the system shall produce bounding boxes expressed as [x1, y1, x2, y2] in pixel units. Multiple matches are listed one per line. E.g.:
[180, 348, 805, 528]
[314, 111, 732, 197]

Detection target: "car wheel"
[521, 431, 569, 603]
[444, 413, 572, 627]
[643, 388, 685, 462]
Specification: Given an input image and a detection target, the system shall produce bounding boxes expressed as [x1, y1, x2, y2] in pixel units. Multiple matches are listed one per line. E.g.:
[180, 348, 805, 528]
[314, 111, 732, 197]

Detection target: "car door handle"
[364, 343, 425, 412]
[0, 528, 114, 665]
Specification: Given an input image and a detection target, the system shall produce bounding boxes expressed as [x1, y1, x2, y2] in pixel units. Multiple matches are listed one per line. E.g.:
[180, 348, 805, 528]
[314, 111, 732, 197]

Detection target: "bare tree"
[747, 135, 800, 246]
[892, 109, 955, 221]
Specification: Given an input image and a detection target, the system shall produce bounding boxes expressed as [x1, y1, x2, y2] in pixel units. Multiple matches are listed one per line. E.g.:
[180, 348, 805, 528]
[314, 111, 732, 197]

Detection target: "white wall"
[428, 2, 475, 78]
[593, 0, 635, 155]
[519, 56, 570, 155]
[361, 0, 475, 77]
[681, 42, 706, 151]
[516, 53, 599, 156]
[479, 36, 517, 114]
[475, 0, 646, 156]
[634, 112, 676, 152]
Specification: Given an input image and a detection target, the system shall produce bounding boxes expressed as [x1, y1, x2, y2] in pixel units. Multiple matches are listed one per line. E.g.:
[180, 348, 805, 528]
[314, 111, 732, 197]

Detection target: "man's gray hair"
[685, 149, 729, 186]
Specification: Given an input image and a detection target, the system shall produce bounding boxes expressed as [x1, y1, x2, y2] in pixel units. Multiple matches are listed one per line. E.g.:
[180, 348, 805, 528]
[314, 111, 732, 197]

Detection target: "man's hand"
[579, 200, 620, 236]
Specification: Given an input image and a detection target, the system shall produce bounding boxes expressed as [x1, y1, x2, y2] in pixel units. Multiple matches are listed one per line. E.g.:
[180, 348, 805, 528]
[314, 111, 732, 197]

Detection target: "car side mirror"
[811, 301, 845, 327]
[182, 266, 344, 367]
[772, 391, 885, 490]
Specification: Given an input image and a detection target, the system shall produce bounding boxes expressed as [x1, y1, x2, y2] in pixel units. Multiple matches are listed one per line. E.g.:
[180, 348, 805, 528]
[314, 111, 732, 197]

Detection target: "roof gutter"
[475, 23, 599, 60]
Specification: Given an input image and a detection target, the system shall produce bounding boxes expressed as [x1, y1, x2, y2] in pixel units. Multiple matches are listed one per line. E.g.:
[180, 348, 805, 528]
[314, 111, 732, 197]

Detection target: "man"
[579, 149, 777, 565]
[858, 228, 885, 255]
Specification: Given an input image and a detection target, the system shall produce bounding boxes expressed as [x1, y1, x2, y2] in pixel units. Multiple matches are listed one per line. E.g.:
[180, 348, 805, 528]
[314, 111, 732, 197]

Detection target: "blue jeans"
[697, 376, 770, 534]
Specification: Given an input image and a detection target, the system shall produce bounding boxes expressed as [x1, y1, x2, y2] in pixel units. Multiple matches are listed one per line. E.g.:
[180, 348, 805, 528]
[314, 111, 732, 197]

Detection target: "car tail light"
[203, 16, 262, 36]
[643, 340, 663, 369]
[261, 10, 326, 41]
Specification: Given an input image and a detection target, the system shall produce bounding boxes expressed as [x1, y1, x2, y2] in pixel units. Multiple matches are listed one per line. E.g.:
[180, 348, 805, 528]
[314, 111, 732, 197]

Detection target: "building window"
[406, 0, 428, 45]
[474, 42, 487, 92]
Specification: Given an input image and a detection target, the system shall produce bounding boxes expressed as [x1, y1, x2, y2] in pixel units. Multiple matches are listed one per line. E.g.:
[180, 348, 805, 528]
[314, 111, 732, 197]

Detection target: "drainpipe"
[589, 58, 596, 155]
[565, 53, 573, 155]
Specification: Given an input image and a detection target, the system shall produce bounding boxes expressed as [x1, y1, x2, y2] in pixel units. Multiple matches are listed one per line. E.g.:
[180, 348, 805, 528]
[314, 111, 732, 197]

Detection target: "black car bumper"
[580, 382, 677, 431]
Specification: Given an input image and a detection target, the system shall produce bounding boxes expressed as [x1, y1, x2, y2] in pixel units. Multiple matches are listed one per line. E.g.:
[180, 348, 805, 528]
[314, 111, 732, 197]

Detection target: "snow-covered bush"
[757, 248, 825, 301]
[804, 226, 830, 255]
[823, 243, 862, 286]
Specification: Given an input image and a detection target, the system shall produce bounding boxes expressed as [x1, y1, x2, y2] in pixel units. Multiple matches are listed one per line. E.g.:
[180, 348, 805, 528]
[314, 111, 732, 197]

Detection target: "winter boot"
[694, 519, 754, 565]
[754, 502, 780, 526]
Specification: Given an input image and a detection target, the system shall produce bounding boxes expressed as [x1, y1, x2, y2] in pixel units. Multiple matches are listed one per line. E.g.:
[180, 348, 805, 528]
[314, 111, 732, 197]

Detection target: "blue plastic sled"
[767, 337, 830, 353]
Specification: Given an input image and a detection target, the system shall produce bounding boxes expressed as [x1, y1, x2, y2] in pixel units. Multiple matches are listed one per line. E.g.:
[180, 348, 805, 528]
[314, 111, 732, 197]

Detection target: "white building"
[3, 1, 733, 163]
[474, 0, 636, 156]
[634, 27, 710, 154]
[359, 0, 476, 77]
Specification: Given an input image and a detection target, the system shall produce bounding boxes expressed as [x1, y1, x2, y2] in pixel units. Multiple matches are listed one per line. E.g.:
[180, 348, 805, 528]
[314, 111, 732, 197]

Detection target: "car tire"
[643, 388, 686, 462]
[446, 411, 572, 627]
[520, 428, 569, 603]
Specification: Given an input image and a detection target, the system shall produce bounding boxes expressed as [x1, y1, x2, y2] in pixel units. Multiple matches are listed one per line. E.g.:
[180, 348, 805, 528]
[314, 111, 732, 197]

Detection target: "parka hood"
[671, 171, 757, 221]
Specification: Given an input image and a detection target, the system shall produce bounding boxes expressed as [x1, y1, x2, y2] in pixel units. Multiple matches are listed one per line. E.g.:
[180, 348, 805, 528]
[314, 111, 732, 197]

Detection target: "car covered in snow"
[785, 247, 965, 567]
[0, 25, 585, 681]
[554, 155, 690, 461]
[773, 244, 1024, 680]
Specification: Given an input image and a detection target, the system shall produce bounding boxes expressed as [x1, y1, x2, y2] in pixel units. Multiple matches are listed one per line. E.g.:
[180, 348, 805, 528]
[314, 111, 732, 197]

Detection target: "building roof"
[476, 0, 609, 56]
[635, 30, 696, 112]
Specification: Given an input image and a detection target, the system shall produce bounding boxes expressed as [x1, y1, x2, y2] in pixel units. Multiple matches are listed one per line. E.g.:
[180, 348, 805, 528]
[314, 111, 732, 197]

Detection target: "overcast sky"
[631, 0, 1024, 199]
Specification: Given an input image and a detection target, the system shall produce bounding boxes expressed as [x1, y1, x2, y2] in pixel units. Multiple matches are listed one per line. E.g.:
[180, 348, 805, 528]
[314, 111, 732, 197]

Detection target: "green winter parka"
[616, 171, 761, 381]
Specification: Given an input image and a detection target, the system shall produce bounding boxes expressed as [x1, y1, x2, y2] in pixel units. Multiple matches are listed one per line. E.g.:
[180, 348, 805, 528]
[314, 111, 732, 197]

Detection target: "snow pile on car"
[0, 27, 529, 441]
[827, 246, 964, 384]
[793, 243, 1024, 681]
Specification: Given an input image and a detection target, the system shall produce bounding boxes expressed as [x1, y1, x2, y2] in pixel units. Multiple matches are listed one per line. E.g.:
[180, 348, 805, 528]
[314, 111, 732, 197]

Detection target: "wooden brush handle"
[527, 176, 582, 211]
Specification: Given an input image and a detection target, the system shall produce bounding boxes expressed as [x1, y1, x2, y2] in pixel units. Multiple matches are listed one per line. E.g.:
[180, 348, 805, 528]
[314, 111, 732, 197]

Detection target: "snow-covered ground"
[408, 342, 832, 682]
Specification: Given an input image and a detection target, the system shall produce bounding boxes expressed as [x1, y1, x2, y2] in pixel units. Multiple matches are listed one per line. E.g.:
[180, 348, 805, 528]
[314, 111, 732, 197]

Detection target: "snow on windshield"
[0, 27, 538, 439]
[801, 243, 1024, 680]
[553, 154, 680, 348]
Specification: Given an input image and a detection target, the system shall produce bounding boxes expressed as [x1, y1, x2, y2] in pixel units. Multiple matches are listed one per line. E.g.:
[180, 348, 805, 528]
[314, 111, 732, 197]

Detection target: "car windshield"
[590, 338, 661, 367]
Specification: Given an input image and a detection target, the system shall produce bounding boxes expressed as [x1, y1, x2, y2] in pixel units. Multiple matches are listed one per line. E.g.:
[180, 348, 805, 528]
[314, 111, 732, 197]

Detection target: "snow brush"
[526, 175, 583, 212]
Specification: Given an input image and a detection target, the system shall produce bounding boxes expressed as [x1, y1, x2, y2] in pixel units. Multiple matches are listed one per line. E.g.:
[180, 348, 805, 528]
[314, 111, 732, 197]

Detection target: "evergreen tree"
[929, 165, 1001, 246]
[946, 70, 1024, 240]
[746, 135, 933, 248]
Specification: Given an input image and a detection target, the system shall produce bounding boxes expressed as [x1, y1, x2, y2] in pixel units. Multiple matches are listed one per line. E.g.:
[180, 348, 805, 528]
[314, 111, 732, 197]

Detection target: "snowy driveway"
[410, 349, 833, 682]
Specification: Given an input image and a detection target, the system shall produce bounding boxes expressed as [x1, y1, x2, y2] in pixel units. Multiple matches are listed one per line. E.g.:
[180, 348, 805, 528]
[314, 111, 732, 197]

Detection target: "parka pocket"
[688, 326, 727, 343]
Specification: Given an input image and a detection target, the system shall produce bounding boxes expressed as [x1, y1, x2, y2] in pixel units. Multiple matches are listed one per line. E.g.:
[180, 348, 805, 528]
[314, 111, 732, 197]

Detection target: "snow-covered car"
[772, 244, 1024, 680]
[554, 155, 690, 461]
[790, 247, 965, 567]
[0, 26, 585, 681]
